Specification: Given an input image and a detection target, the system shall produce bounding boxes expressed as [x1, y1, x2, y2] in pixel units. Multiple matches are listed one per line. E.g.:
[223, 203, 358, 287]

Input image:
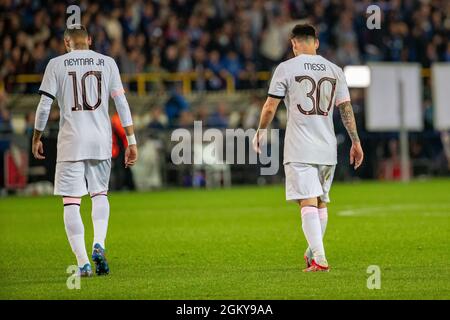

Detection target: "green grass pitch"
[0, 179, 449, 299]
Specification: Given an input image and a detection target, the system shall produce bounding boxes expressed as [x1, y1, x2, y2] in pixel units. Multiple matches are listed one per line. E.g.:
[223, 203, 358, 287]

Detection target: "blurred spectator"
[243, 95, 263, 129]
[164, 85, 190, 127]
[206, 50, 226, 90]
[379, 139, 402, 180]
[222, 51, 244, 84]
[195, 105, 209, 124]
[207, 102, 229, 128]
[0, 92, 12, 134]
[145, 53, 166, 93]
[25, 111, 35, 137]
[162, 45, 179, 73]
[336, 41, 361, 66]
[259, 10, 292, 67]
[178, 110, 195, 128]
[148, 106, 168, 131]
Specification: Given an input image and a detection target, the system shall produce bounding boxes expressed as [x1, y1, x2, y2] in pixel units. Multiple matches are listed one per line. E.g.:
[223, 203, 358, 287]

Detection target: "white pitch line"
[336, 204, 450, 217]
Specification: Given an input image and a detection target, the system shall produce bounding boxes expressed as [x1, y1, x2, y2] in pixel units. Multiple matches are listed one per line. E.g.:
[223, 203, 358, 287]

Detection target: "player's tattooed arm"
[338, 101, 360, 143]
[338, 101, 364, 169]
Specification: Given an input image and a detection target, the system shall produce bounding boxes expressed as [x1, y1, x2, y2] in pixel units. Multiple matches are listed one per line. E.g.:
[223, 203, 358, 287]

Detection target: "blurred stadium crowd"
[0, 0, 449, 92]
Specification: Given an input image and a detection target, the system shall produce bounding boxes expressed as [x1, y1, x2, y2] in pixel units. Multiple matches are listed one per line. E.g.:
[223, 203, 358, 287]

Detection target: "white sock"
[301, 206, 327, 266]
[91, 193, 110, 249]
[63, 198, 89, 268]
[305, 207, 328, 259]
[318, 207, 328, 236]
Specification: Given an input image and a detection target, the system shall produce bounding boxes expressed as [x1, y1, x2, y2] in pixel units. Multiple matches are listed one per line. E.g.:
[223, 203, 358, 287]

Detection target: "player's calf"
[91, 191, 109, 249]
[63, 196, 91, 270]
[304, 200, 328, 268]
[300, 203, 328, 266]
[90, 191, 110, 276]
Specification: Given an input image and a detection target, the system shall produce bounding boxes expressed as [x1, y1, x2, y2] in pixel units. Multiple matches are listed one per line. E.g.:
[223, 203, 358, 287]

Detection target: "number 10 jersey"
[268, 54, 350, 165]
[39, 49, 125, 162]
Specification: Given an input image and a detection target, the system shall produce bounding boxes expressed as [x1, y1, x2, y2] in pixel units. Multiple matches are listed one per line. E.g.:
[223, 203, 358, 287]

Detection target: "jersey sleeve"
[335, 68, 351, 106]
[34, 95, 53, 131]
[268, 63, 287, 99]
[38, 59, 57, 100]
[109, 58, 133, 127]
[109, 59, 125, 98]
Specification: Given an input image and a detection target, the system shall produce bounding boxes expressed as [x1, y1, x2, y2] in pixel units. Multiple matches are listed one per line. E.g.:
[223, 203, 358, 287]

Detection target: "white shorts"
[284, 162, 335, 202]
[54, 159, 111, 197]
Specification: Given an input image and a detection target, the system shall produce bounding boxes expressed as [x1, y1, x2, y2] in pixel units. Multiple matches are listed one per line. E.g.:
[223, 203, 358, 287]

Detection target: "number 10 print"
[68, 71, 102, 111]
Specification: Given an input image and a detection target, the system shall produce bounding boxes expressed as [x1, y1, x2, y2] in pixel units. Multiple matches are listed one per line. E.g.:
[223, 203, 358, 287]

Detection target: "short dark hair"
[291, 24, 317, 40]
[64, 24, 89, 39]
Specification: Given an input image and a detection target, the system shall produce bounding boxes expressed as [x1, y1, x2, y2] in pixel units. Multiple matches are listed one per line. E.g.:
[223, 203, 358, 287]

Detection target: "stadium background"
[0, 0, 449, 193]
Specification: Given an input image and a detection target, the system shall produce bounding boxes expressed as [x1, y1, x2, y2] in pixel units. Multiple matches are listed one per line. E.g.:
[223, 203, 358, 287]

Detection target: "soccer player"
[32, 25, 138, 277]
[253, 24, 364, 272]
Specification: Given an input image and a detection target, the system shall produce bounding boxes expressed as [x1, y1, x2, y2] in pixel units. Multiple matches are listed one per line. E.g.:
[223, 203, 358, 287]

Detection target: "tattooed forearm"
[338, 101, 360, 143]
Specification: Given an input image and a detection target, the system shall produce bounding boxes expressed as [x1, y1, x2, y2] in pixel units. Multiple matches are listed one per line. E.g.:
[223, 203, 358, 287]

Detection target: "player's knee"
[90, 191, 108, 199]
[317, 197, 327, 209]
[90, 192, 109, 213]
[62, 196, 81, 206]
[299, 198, 318, 208]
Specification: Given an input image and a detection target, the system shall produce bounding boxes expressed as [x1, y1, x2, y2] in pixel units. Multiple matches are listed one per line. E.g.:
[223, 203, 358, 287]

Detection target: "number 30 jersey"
[39, 49, 127, 162]
[268, 54, 350, 165]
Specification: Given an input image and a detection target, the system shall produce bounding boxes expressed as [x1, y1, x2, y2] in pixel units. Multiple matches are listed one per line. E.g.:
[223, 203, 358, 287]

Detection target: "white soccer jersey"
[38, 49, 131, 162]
[268, 54, 350, 165]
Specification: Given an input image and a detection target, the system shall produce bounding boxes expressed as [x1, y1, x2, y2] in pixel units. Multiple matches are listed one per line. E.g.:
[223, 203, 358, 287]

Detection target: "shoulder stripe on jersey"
[38, 90, 55, 100]
[268, 93, 285, 99]
[111, 88, 125, 98]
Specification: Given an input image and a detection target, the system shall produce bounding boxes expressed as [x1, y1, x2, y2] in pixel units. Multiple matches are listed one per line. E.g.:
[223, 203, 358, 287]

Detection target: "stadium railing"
[4, 68, 432, 96]
[8, 71, 273, 96]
